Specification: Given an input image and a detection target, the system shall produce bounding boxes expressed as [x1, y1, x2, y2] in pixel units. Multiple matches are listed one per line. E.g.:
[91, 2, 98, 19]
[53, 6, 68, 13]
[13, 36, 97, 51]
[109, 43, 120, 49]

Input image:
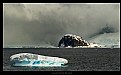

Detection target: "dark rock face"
[58, 34, 89, 47]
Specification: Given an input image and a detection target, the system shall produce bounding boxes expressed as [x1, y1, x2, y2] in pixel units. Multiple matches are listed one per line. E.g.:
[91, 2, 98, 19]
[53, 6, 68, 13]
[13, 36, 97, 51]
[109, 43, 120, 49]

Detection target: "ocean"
[3, 48, 120, 71]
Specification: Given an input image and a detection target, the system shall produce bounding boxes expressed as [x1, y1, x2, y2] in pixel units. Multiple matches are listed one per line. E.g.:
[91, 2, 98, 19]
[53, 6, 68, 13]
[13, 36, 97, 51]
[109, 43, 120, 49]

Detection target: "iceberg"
[10, 53, 68, 67]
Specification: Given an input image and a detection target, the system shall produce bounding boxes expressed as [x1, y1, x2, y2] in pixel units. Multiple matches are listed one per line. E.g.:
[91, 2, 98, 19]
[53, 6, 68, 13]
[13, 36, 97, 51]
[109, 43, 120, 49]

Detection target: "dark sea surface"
[3, 48, 120, 71]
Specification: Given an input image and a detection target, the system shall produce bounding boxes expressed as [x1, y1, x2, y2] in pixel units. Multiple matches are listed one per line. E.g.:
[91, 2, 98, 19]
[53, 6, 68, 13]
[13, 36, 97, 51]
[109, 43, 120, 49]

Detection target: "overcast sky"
[3, 3, 120, 46]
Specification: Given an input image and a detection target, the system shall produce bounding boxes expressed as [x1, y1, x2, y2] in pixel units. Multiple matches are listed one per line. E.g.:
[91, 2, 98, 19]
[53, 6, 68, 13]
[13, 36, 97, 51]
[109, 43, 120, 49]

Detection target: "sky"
[3, 3, 120, 47]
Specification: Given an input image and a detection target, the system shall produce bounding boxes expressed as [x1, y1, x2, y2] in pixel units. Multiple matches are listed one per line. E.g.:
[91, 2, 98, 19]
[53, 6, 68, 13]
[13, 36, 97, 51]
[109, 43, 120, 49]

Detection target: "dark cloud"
[3, 4, 120, 46]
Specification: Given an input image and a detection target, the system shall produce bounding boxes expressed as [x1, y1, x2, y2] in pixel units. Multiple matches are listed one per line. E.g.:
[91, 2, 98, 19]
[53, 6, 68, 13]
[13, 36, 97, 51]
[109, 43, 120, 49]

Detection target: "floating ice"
[10, 53, 68, 67]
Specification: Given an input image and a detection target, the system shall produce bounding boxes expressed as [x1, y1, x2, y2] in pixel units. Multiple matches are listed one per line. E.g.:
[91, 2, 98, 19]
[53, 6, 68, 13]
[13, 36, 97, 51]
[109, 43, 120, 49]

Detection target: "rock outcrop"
[58, 34, 90, 47]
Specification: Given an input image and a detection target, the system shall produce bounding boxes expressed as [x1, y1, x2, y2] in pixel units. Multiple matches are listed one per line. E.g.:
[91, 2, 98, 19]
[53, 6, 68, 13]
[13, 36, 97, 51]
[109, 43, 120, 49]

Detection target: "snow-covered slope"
[88, 32, 120, 48]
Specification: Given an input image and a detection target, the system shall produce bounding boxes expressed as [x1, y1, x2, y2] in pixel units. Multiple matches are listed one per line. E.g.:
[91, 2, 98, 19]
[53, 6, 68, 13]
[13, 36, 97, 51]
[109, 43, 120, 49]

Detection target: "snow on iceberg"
[10, 53, 68, 67]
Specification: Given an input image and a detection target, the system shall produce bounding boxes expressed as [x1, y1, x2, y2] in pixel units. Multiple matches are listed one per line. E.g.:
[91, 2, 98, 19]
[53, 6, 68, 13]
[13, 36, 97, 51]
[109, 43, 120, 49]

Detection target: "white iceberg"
[10, 53, 68, 67]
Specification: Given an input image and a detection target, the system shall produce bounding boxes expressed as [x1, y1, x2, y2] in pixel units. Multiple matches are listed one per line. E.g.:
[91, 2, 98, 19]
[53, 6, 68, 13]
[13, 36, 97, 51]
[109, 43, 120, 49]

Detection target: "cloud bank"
[3, 3, 120, 46]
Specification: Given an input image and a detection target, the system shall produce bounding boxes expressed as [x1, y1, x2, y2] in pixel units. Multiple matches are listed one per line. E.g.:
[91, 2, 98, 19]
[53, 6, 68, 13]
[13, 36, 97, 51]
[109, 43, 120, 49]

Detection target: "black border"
[2, 1, 120, 75]
[2, 0, 121, 3]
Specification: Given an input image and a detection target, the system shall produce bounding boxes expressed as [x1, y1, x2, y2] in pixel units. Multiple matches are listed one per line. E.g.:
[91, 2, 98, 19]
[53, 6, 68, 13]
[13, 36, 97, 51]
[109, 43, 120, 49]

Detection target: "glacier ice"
[10, 53, 68, 67]
[88, 32, 120, 48]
